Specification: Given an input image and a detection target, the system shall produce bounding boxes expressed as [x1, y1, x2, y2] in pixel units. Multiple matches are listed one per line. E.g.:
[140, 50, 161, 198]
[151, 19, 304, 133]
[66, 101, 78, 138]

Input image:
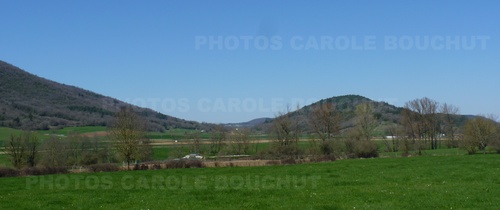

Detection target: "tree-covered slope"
[0, 60, 206, 131]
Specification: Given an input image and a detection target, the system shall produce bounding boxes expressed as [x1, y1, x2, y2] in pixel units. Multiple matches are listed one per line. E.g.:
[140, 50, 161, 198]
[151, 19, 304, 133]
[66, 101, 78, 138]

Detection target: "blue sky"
[1, 0, 499, 123]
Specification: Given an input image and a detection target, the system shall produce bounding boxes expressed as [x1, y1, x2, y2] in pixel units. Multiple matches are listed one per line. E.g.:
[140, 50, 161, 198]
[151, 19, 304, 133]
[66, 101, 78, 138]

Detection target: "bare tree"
[109, 107, 151, 170]
[136, 138, 153, 162]
[188, 132, 202, 154]
[5, 134, 26, 169]
[272, 105, 302, 158]
[402, 97, 440, 154]
[440, 103, 460, 148]
[422, 98, 440, 150]
[25, 133, 39, 167]
[339, 102, 379, 158]
[355, 102, 377, 141]
[64, 133, 113, 166]
[40, 137, 69, 167]
[384, 124, 403, 153]
[227, 128, 251, 155]
[5, 132, 39, 168]
[308, 102, 341, 155]
[210, 125, 226, 155]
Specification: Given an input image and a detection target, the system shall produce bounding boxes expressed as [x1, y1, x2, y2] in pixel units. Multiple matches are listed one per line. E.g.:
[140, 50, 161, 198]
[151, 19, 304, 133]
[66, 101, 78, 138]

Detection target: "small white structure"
[183, 154, 204, 160]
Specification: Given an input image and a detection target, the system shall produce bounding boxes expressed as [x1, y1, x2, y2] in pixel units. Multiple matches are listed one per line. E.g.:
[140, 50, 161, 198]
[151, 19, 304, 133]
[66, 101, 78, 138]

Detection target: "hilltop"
[0, 60, 207, 131]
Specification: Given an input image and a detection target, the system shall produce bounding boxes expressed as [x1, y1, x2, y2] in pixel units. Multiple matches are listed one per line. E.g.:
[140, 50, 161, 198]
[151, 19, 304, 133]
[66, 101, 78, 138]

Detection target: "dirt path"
[150, 139, 279, 146]
[81, 131, 108, 137]
[150, 139, 313, 146]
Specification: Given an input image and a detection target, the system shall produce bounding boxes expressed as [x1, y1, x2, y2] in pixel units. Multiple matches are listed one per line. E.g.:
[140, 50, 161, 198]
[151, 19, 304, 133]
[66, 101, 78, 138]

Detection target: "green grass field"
[1, 155, 499, 209]
[0, 127, 23, 140]
[37, 126, 107, 135]
[0, 153, 10, 167]
[0, 126, 108, 145]
[0, 127, 23, 146]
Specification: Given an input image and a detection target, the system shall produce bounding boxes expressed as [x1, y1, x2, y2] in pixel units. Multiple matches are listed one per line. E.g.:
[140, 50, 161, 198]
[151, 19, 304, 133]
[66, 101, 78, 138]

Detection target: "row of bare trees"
[4, 107, 153, 170]
[383, 101, 459, 155]
[398, 97, 500, 155]
[401, 97, 441, 154]
[268, 101, 379, 160]
[4, 132, 114, 169]
[270, 97, 499, 158]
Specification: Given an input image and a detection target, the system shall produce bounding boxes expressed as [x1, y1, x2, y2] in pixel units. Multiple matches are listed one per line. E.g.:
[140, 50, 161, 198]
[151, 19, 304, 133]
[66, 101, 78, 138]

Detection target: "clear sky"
[1, 0, 499, 123]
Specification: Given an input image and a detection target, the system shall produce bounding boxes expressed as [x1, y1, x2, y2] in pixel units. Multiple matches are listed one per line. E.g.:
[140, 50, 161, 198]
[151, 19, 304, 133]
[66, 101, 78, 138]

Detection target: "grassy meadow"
[0, 155, 499, 209]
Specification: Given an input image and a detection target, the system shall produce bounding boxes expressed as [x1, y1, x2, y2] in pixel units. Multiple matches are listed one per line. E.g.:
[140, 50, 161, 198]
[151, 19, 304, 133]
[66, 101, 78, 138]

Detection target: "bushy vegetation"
[88, 163, 120, 173]
[0, 167, 18, 177]
[138, 159, 205, 169]
[0, 166, 68, 177]
[460, 116, 499, 154]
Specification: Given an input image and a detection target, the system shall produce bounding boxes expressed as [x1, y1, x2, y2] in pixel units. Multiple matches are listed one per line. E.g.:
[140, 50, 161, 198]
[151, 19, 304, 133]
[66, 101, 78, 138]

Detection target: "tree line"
[2, 98, 499, 174]
[3, 107, 153, 171]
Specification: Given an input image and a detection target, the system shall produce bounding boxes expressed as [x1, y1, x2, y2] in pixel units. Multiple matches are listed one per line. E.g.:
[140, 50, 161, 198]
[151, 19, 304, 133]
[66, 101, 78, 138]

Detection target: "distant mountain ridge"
[224, 117, 272, 128]
[0, 60, 207, 131]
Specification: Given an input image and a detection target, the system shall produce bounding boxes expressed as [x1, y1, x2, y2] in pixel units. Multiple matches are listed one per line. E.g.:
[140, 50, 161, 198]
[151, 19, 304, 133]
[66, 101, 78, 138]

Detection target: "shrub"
[152, 164, 161, 170]
[19, 166, 68, 176]
[281, 158, 296, 165]
[490, 126, 500, 153]
[459, 137, 477, 155]
[185, 159, 204, 168]
[138, 161, 163, 170]
[133, 164, 149, 170]
[164, 159, 204, 169]
[88, 163, 119, 172]
[319, 141, 334, 156]
[344, 138, 379, 159]
[80, 153, 98, 166]
[266, 160, 281, 166]
[354, 140, 379, 158]
[0, 167, 19, 177]
[311, 155, 336, 162]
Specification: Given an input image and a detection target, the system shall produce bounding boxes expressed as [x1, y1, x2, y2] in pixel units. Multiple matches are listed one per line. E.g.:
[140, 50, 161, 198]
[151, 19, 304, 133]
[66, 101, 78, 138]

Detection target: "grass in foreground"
[1, 155, 499, 209]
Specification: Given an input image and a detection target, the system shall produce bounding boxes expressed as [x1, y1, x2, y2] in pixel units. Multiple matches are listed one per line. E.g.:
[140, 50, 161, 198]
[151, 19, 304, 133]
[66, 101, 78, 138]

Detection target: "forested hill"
[252, 95, 404, 132]
[253, 94, 472, 134]
[0, 60, 207, 131]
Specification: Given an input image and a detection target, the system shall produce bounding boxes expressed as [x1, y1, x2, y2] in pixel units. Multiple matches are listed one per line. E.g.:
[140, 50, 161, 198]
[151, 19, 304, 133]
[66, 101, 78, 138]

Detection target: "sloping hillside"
[0, 60, 206, 131]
